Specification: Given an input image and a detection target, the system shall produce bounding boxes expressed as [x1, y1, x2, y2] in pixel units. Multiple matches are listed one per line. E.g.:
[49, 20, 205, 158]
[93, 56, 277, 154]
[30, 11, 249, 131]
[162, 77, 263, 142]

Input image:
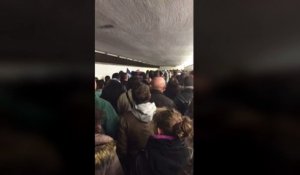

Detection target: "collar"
[151, 89, 163, 94]
[152, 134, 176, 140]
[111, 78, 121, 83]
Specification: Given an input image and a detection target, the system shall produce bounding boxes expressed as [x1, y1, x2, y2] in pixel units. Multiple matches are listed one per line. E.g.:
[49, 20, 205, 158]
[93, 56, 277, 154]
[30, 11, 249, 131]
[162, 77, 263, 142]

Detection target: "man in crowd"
[150, 77, 176, 108]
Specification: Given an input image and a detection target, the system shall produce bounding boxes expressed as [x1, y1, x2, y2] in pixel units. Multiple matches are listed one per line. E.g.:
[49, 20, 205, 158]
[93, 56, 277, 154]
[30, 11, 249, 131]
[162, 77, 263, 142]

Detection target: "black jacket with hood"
[130, 136, 192, 175]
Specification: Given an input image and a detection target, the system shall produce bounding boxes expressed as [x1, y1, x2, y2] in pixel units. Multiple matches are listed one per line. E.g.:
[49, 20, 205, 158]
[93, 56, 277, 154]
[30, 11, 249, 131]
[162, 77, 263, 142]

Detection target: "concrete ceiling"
[95, 0, 193, 67]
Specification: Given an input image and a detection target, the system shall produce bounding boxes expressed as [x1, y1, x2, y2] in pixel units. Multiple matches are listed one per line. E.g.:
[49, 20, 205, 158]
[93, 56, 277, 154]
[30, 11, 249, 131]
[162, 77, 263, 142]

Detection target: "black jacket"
[130, 136, 191, 175]
[173, 88, 193, 115]
[150, 89, 176, 108]
[101, 80, 125, 113]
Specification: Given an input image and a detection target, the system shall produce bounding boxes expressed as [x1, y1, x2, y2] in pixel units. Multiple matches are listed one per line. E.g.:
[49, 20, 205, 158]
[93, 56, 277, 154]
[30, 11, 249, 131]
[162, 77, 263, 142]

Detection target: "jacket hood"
[146, 137, 190, 175]
[131, 102, 156, 122]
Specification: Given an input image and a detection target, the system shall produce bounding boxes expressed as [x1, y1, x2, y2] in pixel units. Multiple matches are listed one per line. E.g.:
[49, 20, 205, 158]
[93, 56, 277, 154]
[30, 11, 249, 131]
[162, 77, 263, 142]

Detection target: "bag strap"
[126, 91, 134, 108]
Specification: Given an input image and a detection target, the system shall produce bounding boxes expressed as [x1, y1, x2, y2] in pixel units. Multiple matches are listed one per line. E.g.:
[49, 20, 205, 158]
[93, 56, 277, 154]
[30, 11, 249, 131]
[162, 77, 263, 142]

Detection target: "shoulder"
[118, 92, 127, 100]
[119, 112, 134, 124]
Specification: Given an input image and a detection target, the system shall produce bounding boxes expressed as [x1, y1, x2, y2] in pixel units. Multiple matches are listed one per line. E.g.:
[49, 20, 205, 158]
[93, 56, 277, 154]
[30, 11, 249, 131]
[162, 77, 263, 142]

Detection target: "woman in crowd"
[95, 108, 124, 175]
[130, 108, 193, 175]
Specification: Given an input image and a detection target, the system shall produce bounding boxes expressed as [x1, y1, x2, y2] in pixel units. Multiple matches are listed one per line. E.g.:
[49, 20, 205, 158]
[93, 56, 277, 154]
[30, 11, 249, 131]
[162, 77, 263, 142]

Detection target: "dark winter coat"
[150, 89, 176, 108]
[130, 136, 192, 175]
[101, 79, 125, 113]
[95, 134, 124, 175]
[173, 88, 193, 115]
[117, 102, 156, 173]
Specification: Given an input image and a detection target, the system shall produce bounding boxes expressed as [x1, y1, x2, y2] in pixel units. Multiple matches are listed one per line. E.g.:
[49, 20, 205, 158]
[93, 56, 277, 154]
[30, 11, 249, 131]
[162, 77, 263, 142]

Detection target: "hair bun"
[173, 117, 193, 139]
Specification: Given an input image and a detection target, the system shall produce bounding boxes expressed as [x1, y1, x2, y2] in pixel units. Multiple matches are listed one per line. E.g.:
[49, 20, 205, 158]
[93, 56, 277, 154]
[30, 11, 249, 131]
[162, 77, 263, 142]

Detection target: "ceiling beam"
[95, 52, 159, 68]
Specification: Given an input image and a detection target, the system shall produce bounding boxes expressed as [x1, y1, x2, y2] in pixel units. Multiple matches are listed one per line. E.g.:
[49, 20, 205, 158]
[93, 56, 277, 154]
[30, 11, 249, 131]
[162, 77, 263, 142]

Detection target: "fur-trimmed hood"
[131, 102, 156, 123]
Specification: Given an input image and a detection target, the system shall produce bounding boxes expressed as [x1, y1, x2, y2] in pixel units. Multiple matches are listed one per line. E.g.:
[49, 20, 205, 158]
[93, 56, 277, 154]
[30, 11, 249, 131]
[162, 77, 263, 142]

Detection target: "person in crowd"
[117, 77, 141, 115]
[104, 75, 111, 86]
[130, 108, 193, 175]
[150, 77, 176, 108]
[101, 73, 125, 113]
[164, 77, 181, 100]
[117, 83, 157, 174]
[185, 98, 193, 119]
[149, 70, 155, 80]
[173, 76, 193, 115]
[120, 72, 129, 91]
[140, 72, 150, 85]
[95, 108, 124, 175]
[112, 73, 121, 82]
[96, 85, 119, 139]
[175, 72, 184, 88]
[144, 71, 152, 85]
[96, 79, 105, 97]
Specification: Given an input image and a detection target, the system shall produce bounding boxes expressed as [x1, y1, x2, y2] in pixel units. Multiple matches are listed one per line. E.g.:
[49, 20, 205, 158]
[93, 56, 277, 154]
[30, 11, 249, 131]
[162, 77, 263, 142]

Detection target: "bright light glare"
[175, 53, 193, 70]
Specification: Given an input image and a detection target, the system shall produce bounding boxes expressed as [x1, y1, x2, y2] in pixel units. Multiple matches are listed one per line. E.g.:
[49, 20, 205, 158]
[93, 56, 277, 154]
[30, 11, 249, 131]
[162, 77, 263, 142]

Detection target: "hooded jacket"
[117, 89, 135, 115]
[117, 102, 156, 173]
[95, 134, 124, 175]
[130, 136, 192, 175]
[95, 93, 119, 139]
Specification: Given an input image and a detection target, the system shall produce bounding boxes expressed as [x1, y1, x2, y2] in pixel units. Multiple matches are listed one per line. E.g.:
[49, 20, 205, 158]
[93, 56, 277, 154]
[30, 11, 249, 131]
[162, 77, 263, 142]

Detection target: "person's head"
[153, 108, 193, 139]
[127, 76, 141, 90]
[168, 77, 179, 86]
[96, 79, 105, 90]
[149, 70, 155, 79]
[132, 83, 151, 105]
[151, 77, 166, 93]
[105, 76, 110, 82]
[120, 72, 128, 82]
[165, 77, 180, 97]
[112, 73, 120, 80]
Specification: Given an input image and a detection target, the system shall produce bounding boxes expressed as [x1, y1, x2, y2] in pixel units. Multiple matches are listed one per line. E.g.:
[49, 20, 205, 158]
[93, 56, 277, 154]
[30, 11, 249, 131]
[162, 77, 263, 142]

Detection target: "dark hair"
[127, 76, 141, 90]
[141, 72, 146, 80]
[105, 76, 110, 81]
[132, 83, 151, 105]
[112, 73, 120, 79]
[149, 71, 155, 79]
[120, 72, 128, 82]
[153, 108, 193, 139]
[96, 79, 105, 89]
[164, 77, 180, 99]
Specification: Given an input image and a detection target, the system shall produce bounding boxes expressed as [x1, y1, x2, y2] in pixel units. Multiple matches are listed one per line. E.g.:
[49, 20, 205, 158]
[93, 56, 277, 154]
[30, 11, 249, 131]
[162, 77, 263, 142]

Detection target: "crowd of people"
[95, 69, 194, 175]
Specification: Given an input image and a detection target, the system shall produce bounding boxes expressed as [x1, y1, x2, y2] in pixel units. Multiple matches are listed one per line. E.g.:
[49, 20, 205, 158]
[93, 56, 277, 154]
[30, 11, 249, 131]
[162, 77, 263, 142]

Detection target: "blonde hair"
[153, 108, 193, 139]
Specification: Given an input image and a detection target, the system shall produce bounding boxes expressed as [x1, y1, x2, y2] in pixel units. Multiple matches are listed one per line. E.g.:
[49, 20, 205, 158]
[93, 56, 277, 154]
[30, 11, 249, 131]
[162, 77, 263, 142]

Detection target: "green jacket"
[95, 93, 119, 139]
